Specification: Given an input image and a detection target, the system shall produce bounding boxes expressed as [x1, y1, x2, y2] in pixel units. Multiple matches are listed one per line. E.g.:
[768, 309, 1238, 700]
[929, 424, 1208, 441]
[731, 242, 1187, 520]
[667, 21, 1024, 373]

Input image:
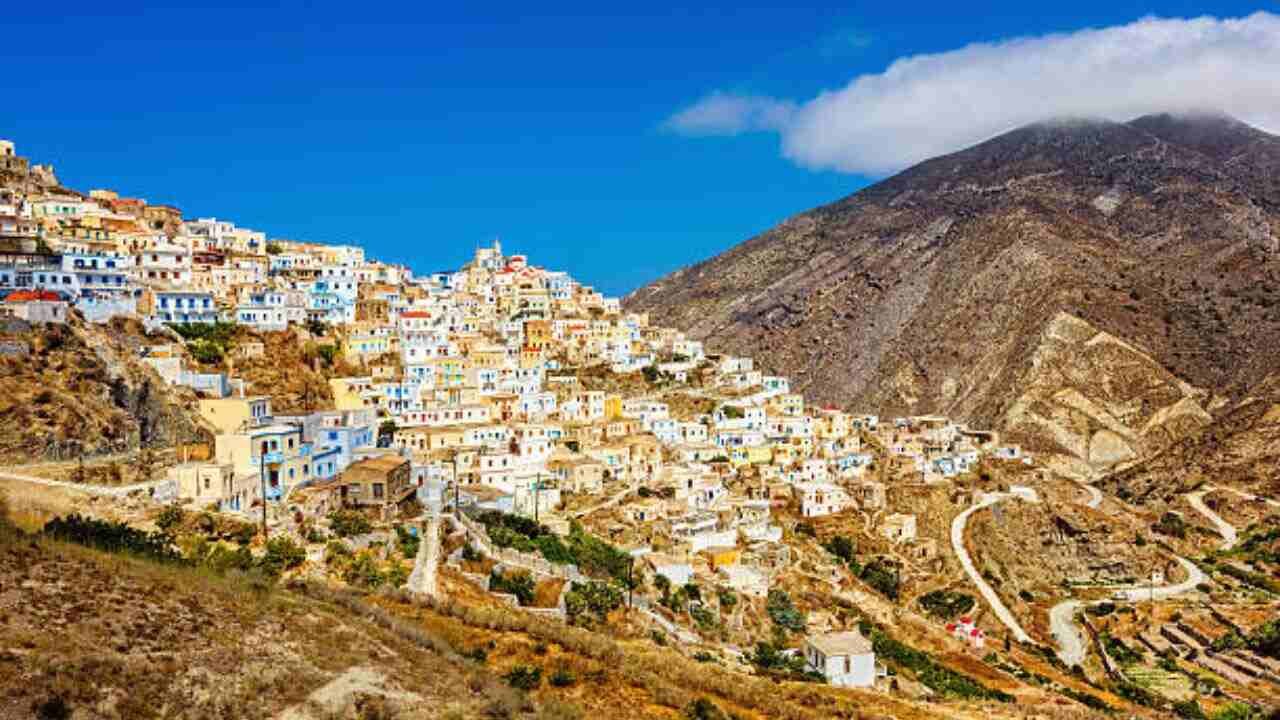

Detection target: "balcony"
[258, 450, 284, 465]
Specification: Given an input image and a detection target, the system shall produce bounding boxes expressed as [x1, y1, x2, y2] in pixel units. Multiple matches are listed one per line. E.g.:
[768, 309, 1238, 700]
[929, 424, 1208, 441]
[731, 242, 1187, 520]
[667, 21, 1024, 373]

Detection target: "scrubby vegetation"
[169, 321, 238, 364]
[857, 558, 901, 600]
[329, 509, 373, 537]
[476, 512, 635, 585]
[765, 589, 806, 633]
[564, 580, 624, 625]
[861, 621, 1013, 702]
[489, 568, 537, 605]
[917, 589, 975, 619]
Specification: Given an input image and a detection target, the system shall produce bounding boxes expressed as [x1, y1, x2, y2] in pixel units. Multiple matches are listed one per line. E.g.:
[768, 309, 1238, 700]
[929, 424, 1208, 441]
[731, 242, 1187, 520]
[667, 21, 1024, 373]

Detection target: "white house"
[803, 631, 878, 687]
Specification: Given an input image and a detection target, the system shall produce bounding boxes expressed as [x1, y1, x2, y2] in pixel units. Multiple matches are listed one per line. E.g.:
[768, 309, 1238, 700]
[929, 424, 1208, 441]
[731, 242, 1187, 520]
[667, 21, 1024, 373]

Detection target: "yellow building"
[604, 394, 623, 421]
[198, 396, 272, 434]
[329, 377, 376, 411]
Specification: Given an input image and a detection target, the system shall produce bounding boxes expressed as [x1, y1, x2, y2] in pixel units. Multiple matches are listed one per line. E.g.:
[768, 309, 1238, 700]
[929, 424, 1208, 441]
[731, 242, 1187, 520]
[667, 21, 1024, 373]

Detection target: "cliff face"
[626, 113, 1280, 470]
[0, 317, 204, 463]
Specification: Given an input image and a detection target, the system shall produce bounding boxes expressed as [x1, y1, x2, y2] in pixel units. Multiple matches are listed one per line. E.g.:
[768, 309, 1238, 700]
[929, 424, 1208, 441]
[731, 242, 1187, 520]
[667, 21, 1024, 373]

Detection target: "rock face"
[626, 113, 1280, 467]
[1001, 312, 1211, 477]
[0, 317, 205, 462]
[1103, 372, 1280, 502]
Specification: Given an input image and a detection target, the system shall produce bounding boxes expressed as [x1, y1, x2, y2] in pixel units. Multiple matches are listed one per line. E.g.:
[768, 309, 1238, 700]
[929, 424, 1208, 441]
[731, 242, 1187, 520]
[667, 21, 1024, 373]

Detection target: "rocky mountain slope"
[1101, 371, 1280, 503]
[0, 317, 206, 464]
[626, 113, 1280, 473]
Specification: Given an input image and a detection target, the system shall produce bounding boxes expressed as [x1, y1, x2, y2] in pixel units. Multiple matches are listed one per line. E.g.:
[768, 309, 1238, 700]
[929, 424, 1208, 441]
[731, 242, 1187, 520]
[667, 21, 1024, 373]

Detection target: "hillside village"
[3, 136, 1279, 720]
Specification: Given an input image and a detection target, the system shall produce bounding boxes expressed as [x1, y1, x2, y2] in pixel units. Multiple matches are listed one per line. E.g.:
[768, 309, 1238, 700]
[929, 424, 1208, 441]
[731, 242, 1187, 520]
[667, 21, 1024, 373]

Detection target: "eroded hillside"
[0, 317, 205, 463]
[626, 114, 1280, 468]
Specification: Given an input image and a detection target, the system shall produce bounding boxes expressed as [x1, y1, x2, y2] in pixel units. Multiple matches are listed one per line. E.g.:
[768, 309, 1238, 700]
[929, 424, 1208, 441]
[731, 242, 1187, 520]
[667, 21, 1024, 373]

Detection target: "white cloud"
[666, 13, 1280, 175]
[662, 92, 796, 136]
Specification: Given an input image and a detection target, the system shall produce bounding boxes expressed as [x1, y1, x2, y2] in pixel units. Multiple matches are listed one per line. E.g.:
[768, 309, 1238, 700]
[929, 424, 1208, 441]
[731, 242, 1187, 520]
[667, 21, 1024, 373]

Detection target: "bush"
[33, 695, 71, 720]
[156, 504, 185, 532]
[866, 623, 1012, 702]
[490, 569, 536, 606]
[823, 535, 856, 564]
[503, 664, 542, 690]
[549, 667, 576, 687]
[859, 558, 901, 600]
[325, 540, 352, 565]
[260, 536, 306, 576]
[918, 590, 975, 619]
[1175, 699, 1208, 719]
[342, 551, 387, 588]
[1153, 512, 1188, 539]
[43, 514, 183, 564]
[766, 589, 806, 633]
[684, 698, 729, 720]
[328, 510, 372, 538]
[1086, 602, 1116, 617]
[1249, 618, 1280, 659]
[395, 524, 421, 559]
[564, 580, 623, 624]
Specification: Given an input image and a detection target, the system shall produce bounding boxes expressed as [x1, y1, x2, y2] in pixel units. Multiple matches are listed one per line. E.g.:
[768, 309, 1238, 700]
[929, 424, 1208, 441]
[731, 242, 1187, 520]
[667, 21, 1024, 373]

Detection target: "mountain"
[625, 113, 1280, 474]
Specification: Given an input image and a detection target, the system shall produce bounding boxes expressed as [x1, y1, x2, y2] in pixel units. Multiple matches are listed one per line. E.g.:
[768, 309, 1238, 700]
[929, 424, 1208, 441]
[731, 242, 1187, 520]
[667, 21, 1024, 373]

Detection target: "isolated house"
[803, 630, 878, 687]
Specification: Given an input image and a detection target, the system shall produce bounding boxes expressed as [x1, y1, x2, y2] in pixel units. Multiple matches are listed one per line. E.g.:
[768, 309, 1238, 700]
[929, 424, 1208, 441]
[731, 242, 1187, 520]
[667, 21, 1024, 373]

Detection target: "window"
[372, 483, 384, 499]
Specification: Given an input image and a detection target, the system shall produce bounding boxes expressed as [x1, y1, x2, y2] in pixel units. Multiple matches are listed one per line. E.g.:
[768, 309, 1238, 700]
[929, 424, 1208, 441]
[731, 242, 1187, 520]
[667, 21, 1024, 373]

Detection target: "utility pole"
[259, 454, 268, 540]
[452, 451, 460, 519]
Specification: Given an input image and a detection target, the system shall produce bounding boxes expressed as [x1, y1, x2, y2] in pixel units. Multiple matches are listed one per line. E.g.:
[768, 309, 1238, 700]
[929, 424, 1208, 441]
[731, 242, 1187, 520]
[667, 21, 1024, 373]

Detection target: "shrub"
[1175, 699, 1208, 719]
[33, 695, 71, 720]
[503, 664, 542, 690]
[1153, 512, 1188, 539]
[823, 535, 856, 564]
[549, 667, 576, 687]
[1086, 602, 1116, 617]
[260, 536, 306, 577]
[490, 569, 536, 606]
[342, 551, 387, 588]
[866, 623, 1012, 702]
[156, 504, 185, 532]
[918, 590, 975, 619]
[859, 558, 901, 600]
[564, 580, 623, 624]
[684, 698, 729, 720]
[43, 514, 183, 563]
[766, 589, 806, 633]
[325, 540, 351, 565]
[1249, 618, 1280, 659]
[328, 510, 372, 538]
[395, 524, 420, 559]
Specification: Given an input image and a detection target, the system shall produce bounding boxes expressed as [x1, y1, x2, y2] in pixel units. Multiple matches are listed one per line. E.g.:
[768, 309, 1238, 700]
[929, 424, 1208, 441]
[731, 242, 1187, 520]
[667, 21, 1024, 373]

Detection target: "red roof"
[401, 311, 431, 318]
[5, 289, 62, 303]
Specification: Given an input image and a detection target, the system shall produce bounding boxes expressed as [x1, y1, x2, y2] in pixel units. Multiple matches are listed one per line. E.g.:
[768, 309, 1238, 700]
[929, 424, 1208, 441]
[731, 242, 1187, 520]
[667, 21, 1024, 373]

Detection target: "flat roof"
[807, 630, 873, 656]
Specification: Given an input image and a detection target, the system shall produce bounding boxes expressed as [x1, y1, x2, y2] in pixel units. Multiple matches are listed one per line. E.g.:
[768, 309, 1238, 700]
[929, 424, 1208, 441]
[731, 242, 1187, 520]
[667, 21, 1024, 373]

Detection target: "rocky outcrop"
[0, 317, 205, 462]
[1001, 312, 1212, 477]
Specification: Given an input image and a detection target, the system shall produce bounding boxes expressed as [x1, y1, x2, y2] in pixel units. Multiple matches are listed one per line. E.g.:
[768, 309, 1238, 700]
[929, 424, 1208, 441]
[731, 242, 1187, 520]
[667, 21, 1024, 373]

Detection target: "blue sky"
[2, 2, 1272, 295]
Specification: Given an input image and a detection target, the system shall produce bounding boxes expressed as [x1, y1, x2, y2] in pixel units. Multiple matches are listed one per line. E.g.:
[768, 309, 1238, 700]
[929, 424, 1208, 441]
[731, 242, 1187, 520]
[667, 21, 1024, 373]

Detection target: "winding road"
[950, 492, 1034, 644]
[948, 478, 1218, 667]
[1186, 489, 1238, 550]
[1050, 555, 1208, 667]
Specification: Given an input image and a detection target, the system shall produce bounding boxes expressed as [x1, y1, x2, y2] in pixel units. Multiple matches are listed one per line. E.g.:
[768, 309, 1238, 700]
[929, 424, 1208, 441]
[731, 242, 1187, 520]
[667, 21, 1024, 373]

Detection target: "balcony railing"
[258, 450, 284, 465]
